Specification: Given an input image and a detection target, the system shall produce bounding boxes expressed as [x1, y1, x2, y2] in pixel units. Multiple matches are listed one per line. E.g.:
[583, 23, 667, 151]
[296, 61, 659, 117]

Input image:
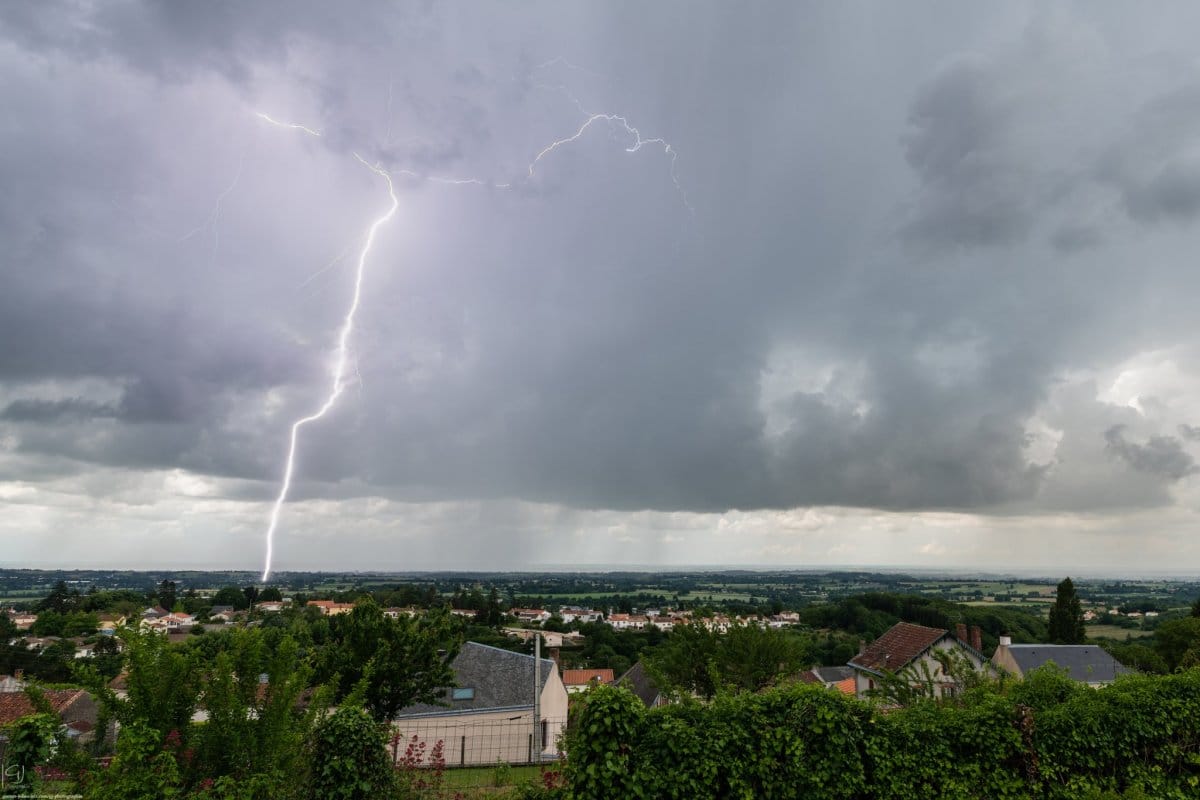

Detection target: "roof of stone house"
[394, 642, 557, 718]
[562, 669, 615, 686]
[617, 661, 663, 708]
[1003, 645, 1131, 683]
[848, 622, 951, 674]
[0, 689, 86, 726]
[812, 666, 855, 684]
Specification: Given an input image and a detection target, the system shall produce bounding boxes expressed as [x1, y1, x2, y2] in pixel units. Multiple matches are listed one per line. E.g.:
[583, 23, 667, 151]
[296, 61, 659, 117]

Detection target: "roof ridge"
[464, 641, 556, 666]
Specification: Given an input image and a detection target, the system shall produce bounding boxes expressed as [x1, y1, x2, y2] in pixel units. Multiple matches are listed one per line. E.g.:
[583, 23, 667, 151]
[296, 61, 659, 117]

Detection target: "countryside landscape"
[8, 1, 1200, 797]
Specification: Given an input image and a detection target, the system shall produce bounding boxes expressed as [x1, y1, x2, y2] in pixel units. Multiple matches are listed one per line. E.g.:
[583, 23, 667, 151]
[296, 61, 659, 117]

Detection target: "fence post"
[460, 735, 465, 767]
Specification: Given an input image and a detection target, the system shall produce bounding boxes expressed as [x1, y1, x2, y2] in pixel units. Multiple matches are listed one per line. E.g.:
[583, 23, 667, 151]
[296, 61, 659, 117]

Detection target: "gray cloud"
[1105, 425, 1197, 481]
[0, 399, 116, 423]
[4, 2, 1200, 568]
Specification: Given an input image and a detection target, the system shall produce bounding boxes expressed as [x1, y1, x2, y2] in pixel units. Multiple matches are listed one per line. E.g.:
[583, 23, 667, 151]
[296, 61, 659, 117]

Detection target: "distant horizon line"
[1, 562, 1198, 581]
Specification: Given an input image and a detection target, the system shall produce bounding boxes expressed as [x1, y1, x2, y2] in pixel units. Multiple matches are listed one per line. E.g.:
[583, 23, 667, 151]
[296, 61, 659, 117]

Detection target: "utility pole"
[533, 632, 541, 763]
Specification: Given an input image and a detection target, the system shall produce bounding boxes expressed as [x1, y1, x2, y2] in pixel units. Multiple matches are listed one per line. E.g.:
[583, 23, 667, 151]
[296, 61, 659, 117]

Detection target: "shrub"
[565, 671, 1200, 799]
[307, 706, 395, 800]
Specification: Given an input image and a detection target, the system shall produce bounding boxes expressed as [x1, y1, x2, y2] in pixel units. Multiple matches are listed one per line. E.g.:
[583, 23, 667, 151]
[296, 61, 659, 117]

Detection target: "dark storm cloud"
[0, 399, 116, 423]
[1105, 425, 1197, 481]
[1180, 424, 1200, 442]
[902, 54, 1035, 248]
[3, 0, 1200, 546]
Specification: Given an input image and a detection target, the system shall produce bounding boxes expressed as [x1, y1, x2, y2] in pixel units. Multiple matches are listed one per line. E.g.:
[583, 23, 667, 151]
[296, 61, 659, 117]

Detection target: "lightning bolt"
[526, 91, 693, 216]
[258, 113, 397, 582]
[177, 155, 245, 263]
[255, 112, 322, 138]
[255, 93, 690, 582]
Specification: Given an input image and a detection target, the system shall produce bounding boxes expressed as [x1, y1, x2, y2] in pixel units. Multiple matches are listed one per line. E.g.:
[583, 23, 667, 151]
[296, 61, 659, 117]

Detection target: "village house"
[700, 614, 733, 633]
[392, 642, 569, 766]
[991, 637, 1131, 687]
[794, 665, 856, 695]
[617, 662, 668, 708]
[306, 600, 354, 616]
[0, 688, 101, 744]
[558, 607, 601, 624]
[607, 613, 648, 630]
[142, 611, 196, 633]
[6, 610, 37, 631]
[561, 668, 615, 694]
[511, 608, 552, 625]
[847, 621, 990, 700]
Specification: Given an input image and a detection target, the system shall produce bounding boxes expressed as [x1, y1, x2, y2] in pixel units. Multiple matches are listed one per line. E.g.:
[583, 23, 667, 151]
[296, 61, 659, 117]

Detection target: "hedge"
[564, 669, 1200, 799]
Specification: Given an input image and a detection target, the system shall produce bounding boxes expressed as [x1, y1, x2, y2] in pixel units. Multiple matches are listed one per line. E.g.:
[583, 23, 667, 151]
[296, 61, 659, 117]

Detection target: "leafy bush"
[307, 706, 394, 800]
[566, 670, 1200, 799]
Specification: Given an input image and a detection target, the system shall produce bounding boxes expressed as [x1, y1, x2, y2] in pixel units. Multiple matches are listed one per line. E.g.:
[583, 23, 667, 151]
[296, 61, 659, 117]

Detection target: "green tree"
[212, 586, 250, 611]
[1047, 577, 1085, 644]
[1, 713, 58, 791]
[80, 627, 199, 741]
[307, 706, 395, 800]
[716, 624, 810, 693]
[157, 580, 177, 612]
[35, 580, 76, 614]
[259, 586, 283, 603]
[29, 610, 98, 637]
[316, 599, 458, 722]
[190, 629, 323, 791]
[644, 622, 720, 699]
[1154, 616, 1200, 671]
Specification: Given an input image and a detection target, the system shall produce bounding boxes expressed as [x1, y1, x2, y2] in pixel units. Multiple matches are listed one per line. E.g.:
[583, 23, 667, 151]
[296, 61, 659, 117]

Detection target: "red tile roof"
[0, 689, 85, 726]
[849, 622, 948, 673]
[562, 669, 615, 687]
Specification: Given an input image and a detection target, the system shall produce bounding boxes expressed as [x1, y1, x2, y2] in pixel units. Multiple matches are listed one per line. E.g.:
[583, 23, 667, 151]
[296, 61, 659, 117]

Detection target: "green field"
[1087, 624, 1151, 639]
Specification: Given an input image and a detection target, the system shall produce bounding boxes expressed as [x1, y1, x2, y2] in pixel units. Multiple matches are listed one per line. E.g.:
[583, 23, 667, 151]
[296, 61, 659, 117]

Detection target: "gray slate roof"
[617, 661, 663, 708]
[1007, 645, 1131, 683]
[395, 642, 557, 717]
[812, 666, 855, 683]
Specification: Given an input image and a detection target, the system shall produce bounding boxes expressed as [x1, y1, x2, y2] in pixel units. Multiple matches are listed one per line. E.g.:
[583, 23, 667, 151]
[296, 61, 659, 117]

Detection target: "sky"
[4, 2, 1200, 576]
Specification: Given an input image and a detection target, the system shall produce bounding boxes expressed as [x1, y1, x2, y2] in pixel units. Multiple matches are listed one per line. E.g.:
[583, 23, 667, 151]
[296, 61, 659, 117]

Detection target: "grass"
[1087, 624, 1151, 639]
[438, 764, 543, 787]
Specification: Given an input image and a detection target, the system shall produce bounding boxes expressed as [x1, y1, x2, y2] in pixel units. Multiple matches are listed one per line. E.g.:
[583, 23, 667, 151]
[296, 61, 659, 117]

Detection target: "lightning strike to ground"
[257, 98, 689, 582]
[259, 130, 397, 581]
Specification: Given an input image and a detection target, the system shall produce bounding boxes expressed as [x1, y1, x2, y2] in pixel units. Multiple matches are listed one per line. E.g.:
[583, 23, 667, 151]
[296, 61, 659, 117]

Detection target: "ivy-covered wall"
[564, 669, 1200, 800]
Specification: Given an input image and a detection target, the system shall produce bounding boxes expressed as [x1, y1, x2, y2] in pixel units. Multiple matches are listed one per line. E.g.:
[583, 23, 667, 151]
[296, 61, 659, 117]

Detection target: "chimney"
[548, 646, 561, 669]
[858, 639, 866, 655]
[970, 625, 982, 653]
[955, 623, 968, 642]
[999, 634, 1012, 648]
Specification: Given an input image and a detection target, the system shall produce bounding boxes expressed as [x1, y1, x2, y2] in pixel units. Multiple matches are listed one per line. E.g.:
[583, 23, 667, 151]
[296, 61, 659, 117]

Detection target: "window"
[451, 687, 474, 700]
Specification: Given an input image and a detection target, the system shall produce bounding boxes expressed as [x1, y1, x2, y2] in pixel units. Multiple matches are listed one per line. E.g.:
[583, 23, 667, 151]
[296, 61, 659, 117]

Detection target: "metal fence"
[391, 714, 568, 768]
[390, 715, 568, 796]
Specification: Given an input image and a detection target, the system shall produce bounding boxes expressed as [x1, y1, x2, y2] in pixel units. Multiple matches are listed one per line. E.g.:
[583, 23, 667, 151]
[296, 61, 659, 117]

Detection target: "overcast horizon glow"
[4, 2, 1200, 574]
